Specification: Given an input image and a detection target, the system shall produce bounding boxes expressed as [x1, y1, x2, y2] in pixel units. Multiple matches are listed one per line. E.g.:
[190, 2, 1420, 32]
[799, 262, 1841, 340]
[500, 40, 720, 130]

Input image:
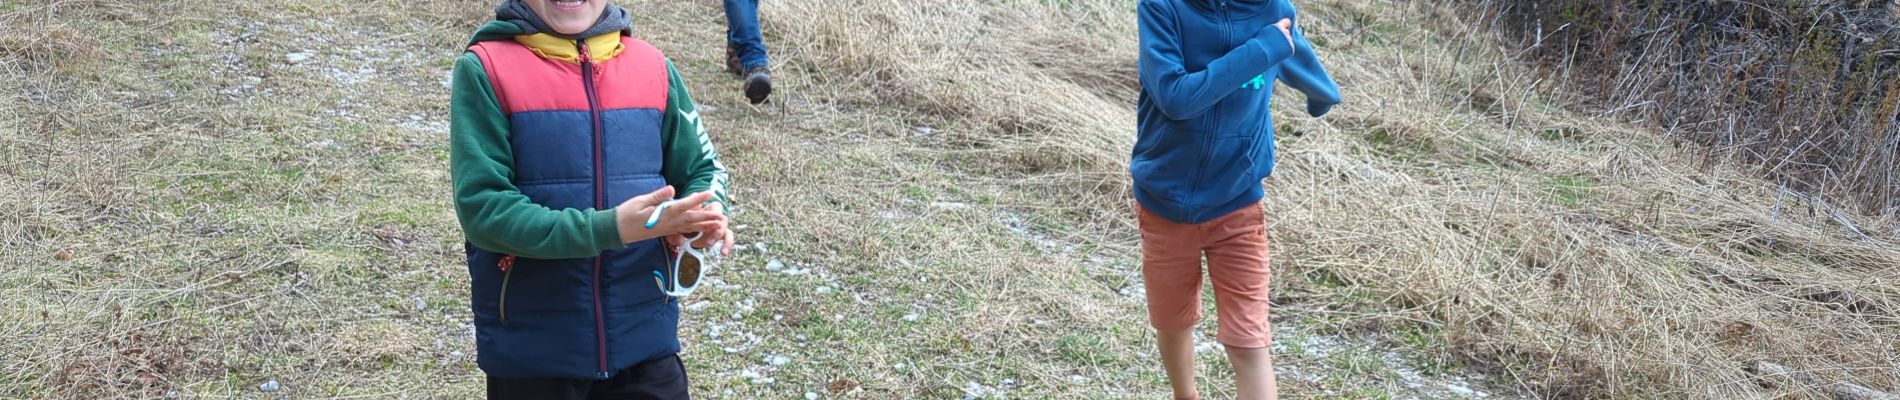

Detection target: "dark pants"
[487, 354, 691, 400]
[723, 0, 769, 69]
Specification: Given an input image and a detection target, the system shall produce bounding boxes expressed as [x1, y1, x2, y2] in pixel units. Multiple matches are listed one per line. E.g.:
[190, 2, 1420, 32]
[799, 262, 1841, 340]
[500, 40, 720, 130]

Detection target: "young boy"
[1132, 0, 1340, 399]
[450, 0, 736, 398]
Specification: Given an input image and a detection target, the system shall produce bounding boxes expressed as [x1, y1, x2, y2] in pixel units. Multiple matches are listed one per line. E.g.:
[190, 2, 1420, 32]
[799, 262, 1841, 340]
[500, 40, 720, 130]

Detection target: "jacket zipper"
[1191, 0, 1232, 211]
[498, 255, 517, 325]
[580, 39, 611, 380]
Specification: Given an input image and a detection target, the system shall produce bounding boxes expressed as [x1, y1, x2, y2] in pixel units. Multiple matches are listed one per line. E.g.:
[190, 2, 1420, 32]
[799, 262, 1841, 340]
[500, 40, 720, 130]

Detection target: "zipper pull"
[577, 40, 591, 65]
[498, 255, 516, 273]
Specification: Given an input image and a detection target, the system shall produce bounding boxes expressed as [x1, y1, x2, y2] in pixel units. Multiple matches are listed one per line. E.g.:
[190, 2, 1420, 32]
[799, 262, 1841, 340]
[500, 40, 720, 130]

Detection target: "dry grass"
[770, 0, 1900, 397]
[1460, 0, 1900, 218]
[3, 0, 1898, 398]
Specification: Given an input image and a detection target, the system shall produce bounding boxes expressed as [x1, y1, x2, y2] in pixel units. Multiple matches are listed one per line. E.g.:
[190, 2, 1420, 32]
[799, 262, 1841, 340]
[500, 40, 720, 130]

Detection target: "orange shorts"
[1136, 201, 1273, 348]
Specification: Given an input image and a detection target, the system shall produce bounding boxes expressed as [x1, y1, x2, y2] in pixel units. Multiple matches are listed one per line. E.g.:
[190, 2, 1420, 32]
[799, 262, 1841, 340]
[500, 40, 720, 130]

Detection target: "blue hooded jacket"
[1133, 0, 1341, 224]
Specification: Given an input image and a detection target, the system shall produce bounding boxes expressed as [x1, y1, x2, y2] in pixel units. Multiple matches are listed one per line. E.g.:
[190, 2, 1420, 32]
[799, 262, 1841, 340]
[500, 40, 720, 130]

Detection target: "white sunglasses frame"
[654, 231, 719, 297]
[645, 198, 722, 297]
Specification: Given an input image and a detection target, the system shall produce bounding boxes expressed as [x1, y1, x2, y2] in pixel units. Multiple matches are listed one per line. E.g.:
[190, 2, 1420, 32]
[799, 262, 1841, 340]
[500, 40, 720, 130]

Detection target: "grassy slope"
[2, 0, 1896, 399]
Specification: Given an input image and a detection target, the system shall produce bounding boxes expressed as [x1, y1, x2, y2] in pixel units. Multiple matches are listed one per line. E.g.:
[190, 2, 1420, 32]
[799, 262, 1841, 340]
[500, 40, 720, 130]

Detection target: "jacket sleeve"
[658, 59, 731, 212]
[1276, 24, 1343, 117]
[449, 52, 625, 259]
[1138, 0, 1296, 121]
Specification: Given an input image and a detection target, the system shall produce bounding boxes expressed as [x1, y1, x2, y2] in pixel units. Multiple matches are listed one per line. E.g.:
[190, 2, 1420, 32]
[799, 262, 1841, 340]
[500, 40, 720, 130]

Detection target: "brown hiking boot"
[742, 66, 772, 105]
[725, 45, 744, 77]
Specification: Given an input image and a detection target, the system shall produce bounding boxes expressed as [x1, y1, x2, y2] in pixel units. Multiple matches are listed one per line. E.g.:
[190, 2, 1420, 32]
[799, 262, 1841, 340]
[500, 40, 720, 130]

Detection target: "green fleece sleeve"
[449, 52, 624, 259]
[658, 59, 731, 211]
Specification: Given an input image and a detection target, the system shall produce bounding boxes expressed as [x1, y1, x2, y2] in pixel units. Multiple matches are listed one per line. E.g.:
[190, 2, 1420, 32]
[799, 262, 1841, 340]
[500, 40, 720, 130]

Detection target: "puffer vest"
[463, 35, 676, 380]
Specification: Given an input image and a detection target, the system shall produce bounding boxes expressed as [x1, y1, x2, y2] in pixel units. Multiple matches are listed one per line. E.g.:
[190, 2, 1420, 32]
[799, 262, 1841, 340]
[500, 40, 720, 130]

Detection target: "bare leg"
[1225, 344, 1278, 400]
[1156, 328, 1199, 400]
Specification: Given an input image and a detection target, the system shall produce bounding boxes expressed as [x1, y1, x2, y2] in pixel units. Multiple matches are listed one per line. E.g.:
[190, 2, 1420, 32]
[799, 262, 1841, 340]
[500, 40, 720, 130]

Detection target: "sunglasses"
[645, 199, 721, 297]
[654, 231, 720, 297]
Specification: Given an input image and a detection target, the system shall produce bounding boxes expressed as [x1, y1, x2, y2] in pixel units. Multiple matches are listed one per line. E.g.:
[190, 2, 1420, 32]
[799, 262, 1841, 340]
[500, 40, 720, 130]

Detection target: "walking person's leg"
[1137, 203, 1209, 400]
[722, 0, 772, 103]
[1203, 203, 1277, 400]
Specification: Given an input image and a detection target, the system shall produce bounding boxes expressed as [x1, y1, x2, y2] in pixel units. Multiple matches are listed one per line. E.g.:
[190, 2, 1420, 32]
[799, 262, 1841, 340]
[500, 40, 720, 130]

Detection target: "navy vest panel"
[465, 36, 678, 380]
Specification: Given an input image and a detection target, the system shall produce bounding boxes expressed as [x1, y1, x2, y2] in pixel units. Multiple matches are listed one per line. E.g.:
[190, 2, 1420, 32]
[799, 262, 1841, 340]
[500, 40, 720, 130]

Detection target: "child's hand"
[1275, 19, 1294, 49]
[662, 202, 736, 257]
[695, 203, 736, 256]
[616, 186, 726, 244]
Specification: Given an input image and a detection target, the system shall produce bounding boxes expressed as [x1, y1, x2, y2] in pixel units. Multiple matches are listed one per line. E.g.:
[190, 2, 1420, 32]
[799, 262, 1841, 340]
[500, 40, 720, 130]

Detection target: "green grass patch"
[1054, 333, 1115, 366]
[1544, 175, 1597, 207]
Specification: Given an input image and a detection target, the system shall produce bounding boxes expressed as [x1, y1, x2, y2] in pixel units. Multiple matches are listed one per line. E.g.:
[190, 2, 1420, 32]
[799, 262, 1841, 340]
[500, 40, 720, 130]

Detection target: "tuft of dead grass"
[764, 0, 1140, 219]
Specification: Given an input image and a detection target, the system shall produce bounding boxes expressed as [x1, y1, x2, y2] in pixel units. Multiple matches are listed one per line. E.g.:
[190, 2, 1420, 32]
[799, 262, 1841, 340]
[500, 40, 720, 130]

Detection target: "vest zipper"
[579, 39, 611, 380]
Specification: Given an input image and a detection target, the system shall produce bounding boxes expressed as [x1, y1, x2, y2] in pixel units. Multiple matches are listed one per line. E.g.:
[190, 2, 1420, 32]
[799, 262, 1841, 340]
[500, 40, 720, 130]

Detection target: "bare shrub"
[1457, 0, 1900, 217]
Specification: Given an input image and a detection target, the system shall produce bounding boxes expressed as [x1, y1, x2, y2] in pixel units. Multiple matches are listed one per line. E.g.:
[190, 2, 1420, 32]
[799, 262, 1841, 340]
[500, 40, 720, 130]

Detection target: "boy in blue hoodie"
[1132, 0, 1340, 399]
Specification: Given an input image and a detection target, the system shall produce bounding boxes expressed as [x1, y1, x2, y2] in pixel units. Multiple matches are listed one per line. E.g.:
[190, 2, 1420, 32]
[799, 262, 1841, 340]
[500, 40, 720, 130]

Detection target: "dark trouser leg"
[589, 354, 692, 400]
[487, 375, 589, 400]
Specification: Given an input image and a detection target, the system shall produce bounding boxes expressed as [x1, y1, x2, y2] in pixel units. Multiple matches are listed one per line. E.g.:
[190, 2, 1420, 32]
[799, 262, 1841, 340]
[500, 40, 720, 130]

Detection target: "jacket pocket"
[497, 255, 517, 324]
[1198, 134, 1259, 196]
[1130, 128, 1206, 200]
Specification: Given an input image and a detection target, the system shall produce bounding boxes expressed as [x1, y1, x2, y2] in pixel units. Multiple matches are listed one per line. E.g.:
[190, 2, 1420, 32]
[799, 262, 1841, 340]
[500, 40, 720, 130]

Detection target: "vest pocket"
[497, 255, 517, 324]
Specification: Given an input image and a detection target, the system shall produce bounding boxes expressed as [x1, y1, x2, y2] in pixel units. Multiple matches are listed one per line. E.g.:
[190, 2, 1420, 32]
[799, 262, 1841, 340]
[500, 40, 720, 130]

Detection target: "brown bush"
[1459, 0, 1900, 217]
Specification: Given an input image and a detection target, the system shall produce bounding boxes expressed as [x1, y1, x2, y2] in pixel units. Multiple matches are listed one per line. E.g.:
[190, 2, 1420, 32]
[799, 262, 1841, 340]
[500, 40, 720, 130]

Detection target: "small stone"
[929, 201, 970, 210]
[258, 379, 280, 392]
[768, 355, 791, 366]
[902, 314, 920, 322]
[1001, 378, 1015, 388]
[723, 347, 739, 353]
[816, 286, 832, 293]
[773, 314, 783, 321]
[412, 297, 426, 311]
[894, 363, 906, 371]
[739, 370, 762, 380]
[765, 260, 785, 271]
[805, 392, 818, 400]
[450, 350, 464, 357]
[285, 51, 314, 63]
[1446, 383, 1478, 397]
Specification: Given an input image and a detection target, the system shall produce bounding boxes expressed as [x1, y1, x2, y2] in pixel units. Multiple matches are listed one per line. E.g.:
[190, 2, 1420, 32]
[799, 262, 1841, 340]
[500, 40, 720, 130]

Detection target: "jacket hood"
[491, 0, 631, 40]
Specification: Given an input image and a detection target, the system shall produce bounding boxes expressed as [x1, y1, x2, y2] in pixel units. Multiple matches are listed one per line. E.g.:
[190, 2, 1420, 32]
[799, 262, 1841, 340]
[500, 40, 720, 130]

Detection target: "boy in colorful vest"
[449, 0, 735, 397]
[1133, 0, 1340, 399]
